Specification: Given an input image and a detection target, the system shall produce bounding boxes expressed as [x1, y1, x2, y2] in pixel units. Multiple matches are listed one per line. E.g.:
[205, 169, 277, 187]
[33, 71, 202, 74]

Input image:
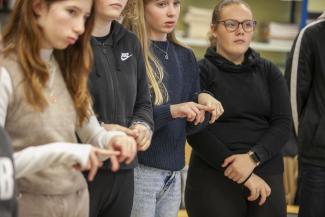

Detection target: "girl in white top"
[0, 0, 137, 217]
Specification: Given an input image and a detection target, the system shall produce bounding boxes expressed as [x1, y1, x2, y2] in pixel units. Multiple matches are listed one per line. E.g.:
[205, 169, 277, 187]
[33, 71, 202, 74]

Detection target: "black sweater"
[89, 21, 153, 169]
[187, 47, 292, 175]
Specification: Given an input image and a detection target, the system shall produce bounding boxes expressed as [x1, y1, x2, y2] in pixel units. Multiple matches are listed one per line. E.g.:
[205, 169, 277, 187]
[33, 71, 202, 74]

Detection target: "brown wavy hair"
[1, 0, 95, 125]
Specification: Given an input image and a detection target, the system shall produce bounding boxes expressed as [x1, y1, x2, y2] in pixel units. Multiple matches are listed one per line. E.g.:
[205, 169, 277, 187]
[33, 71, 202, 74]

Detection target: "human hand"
[106, 135, 137, 171]
[74, 147, 120, 181]
[222, 153, 257, 183]
[170, 102, 209, 125]
[244, 173, 271, 206]
[131, 124, 152, 151]
[198, 93, 224, 124]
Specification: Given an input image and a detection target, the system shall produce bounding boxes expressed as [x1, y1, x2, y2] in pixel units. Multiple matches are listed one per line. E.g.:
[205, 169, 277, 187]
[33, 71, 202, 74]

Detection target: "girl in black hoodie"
[185, 1, 292, 217]
[86, 1, 154, 217]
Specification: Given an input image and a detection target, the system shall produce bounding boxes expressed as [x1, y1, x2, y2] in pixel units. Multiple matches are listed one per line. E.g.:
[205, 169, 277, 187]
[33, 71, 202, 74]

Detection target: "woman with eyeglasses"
[185, 1, 292, 217]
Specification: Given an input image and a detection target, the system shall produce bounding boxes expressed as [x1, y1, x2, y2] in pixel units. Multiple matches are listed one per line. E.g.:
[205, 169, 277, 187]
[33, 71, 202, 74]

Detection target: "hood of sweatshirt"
[91, 20, 128, 45]
[204, 46, 260, 73]
[91, 21, 130, 71]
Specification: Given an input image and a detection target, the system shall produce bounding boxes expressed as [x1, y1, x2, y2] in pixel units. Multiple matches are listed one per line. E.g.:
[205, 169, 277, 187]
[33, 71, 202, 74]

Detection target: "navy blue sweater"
[137, 41, 200, 171]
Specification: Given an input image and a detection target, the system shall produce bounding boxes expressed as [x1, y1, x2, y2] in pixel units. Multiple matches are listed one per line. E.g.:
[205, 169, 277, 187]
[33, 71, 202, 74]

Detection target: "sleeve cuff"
[251, 146, 268, 164]
[155, 104, 172, 121]
[130, 121, 153, 135]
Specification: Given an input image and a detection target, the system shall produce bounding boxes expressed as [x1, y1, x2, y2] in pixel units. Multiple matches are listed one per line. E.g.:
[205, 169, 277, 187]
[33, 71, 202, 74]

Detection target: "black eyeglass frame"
[216, 19, 257, 33]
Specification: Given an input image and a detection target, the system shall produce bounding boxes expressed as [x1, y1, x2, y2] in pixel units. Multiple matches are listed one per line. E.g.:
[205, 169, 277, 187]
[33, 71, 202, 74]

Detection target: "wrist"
[170, 105, 178, 118]
[242, 171, 253, 185]
[131, 121, 151, 131]
[248, 151, 260, 166]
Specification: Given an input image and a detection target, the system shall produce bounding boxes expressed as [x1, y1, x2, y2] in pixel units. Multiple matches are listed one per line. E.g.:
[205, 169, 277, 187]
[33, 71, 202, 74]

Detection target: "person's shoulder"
[198, 57, 210, 69]
[116, 23, 139, 42]
[112, 21, 140, 45]
[299, 19, 325, 43]
[120, 30, 142, 55]
[0, 53, 19, 74]
[257, 56, 283, 80]
[305, 19, 325, 33]
[122, 29, 139, 42]
[172, 42, 192, 53]
[172, 42, 197, 61]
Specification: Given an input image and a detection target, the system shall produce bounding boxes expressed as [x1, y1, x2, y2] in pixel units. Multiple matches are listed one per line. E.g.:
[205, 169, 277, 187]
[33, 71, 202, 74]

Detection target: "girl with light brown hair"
[0, 0, 137, 216]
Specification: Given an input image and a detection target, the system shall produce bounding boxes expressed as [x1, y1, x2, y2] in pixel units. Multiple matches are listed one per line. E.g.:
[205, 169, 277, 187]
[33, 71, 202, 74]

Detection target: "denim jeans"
[298, 162, 325, 217]
[131, 164, 181, 217]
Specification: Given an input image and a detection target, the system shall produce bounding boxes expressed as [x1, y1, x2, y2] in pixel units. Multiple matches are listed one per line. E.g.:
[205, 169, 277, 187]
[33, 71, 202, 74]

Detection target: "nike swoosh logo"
[121, 53, 133, 61]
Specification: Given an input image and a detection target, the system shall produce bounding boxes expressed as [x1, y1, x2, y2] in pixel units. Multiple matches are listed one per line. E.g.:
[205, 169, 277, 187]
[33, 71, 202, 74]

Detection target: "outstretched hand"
[74, 147, 120, 181]
[107, 135, 137, 172]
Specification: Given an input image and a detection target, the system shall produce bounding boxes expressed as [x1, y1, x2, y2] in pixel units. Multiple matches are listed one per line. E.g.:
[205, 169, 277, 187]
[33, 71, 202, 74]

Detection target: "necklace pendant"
[165, 54, 169, 60]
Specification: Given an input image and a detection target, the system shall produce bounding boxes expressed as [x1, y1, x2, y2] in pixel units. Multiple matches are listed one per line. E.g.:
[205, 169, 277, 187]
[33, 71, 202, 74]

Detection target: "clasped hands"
[170, 92, 224, 125]
[222, 153, 271, 206]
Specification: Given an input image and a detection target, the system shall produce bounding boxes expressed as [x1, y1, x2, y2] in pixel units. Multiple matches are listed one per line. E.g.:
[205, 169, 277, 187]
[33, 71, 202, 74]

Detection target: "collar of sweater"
[204, 47, 259, 73]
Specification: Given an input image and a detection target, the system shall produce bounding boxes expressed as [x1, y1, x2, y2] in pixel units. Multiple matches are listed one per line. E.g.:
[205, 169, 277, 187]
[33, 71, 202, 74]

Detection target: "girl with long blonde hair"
[123, 1, 224, 216]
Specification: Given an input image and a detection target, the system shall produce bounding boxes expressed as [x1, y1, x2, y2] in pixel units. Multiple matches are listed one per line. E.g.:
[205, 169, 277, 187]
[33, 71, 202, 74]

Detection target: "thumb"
[222, 155, 235, 167]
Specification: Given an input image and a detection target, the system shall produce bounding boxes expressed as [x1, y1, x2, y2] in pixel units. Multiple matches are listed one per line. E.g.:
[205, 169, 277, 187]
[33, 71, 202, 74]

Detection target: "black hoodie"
[89, 21, 153, 169]
[187, 47, 292, 175]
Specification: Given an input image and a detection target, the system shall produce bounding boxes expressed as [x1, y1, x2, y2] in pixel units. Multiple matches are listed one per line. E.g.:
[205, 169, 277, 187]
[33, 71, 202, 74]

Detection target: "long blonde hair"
[123, 0, 187, 105]
[1, 0, 95, 125]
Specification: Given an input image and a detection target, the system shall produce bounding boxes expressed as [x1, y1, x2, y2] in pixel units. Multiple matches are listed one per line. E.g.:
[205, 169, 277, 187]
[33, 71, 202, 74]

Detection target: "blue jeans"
[131, 164, 181, 217]
[298, 162, 325, 217]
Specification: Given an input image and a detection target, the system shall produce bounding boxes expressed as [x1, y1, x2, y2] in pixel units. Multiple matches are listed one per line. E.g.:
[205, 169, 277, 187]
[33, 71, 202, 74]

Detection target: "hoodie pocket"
[313, 116, 325, 147]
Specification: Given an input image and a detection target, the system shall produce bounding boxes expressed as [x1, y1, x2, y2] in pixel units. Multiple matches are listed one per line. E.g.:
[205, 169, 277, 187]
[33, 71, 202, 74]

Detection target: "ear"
[32, 0, 47, 16]
[210, 24, 218, 39]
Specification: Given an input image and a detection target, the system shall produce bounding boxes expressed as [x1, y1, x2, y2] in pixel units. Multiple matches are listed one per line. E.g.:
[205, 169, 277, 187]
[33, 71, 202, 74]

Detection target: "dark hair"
[209, 0, 251, 47]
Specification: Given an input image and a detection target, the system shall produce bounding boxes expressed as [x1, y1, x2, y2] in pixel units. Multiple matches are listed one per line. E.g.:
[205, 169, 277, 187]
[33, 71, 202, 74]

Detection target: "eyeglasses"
[216, 19, 257, 33]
